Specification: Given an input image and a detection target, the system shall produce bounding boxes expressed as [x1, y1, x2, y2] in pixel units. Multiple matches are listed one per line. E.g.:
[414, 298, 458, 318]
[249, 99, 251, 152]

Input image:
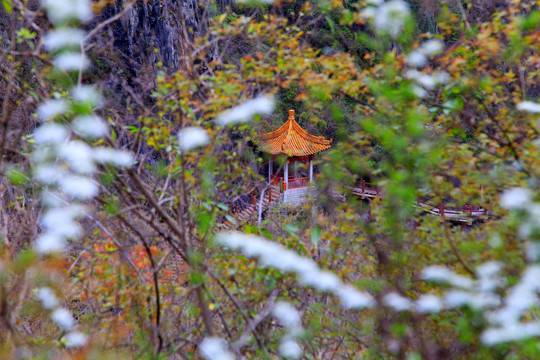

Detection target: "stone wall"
[283, 187, 316, 205]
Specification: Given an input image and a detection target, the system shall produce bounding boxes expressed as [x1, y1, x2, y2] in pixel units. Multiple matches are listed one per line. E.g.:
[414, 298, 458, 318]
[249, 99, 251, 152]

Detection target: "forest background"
[0, 0, 540, 359]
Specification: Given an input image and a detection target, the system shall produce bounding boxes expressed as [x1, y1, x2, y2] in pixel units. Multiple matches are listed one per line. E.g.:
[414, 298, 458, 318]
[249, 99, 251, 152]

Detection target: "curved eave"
[258, 111, 333, 157]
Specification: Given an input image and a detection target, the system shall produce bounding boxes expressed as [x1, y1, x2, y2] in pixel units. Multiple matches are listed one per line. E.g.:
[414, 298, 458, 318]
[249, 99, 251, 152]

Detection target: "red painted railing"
[271, 174, 281, 186]
[356, 180, 381, 196]
[271, 175, 310, 190]
[288, 177, 309, 189]
[354, 180, 488, 219]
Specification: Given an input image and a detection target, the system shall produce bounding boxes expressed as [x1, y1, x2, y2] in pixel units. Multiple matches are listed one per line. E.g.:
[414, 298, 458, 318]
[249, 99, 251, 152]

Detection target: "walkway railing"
[353, 180, 489, 221]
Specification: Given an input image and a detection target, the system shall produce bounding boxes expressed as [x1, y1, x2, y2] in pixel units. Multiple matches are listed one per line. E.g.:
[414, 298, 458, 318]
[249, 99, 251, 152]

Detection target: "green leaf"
[6, 167, 27, 186]
[283, 223, 299, 236]
[311, 226, 321, 248]
[2, 0, 12, 13]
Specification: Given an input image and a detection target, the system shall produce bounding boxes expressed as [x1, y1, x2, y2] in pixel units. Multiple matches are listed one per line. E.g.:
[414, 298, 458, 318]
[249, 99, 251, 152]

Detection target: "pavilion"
[259, 110, 332, 202]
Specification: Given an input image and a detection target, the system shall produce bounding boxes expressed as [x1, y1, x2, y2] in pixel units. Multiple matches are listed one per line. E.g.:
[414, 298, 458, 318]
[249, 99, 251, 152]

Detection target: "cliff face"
[102, 0, 218, 73]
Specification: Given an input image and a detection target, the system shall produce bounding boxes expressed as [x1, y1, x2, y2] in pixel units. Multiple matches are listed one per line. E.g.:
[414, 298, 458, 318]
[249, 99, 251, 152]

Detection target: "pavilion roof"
[259, 110, 332, 156]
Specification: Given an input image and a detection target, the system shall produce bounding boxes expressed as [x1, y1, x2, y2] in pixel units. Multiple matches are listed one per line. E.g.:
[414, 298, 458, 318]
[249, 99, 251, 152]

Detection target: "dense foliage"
[0, 0, 539, 359]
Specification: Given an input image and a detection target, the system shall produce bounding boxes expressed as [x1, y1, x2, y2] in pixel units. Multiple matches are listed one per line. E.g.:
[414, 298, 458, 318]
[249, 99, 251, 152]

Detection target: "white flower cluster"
[360, 0, 410, 39]
[361, 0, 448, 98]
[178, 126, 210, 152]
[381, 262, 502, 315]
[42, 0, 91, 72]
[177, 95, 274, 151]
[421, 262, 503, 310]
[419, 260, 540, 345]
[215, 232, 374, 309]
[30, 0, 134, 349]
[33, 1, 133, 254]
[216, 95, 275, 126]
[478, 187, 540, 345]
[33, 104, 133, 253]
[406, 40, 444, 68]
[405, 69, 450, 90]
[36, 287, 88, 348]
[414, 188, 540, 345]
[501, 187, 540, 240]
[199, 337, 235, 360]
[273, 302, 303, 359]
[516, 101, 540, 114]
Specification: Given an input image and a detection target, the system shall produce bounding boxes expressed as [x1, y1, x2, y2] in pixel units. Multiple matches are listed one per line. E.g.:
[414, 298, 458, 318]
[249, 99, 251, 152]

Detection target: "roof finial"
[288, 109, 295, 120]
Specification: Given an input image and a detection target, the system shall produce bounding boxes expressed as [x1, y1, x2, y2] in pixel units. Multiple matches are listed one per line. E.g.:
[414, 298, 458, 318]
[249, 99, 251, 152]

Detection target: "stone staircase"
[219, 186, 281, 230]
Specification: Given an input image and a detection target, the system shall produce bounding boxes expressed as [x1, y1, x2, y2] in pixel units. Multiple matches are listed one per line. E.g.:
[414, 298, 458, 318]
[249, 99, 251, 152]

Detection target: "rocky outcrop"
[100, 0, 216, 73]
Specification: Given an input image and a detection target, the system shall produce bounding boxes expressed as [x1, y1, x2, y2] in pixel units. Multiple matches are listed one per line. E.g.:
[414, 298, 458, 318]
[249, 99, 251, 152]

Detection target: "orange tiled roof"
[259, 110, 332, 156]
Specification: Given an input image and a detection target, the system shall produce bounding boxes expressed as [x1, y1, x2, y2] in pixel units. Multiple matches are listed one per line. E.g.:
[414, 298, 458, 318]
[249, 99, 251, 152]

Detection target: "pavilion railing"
[270, 174, 311, 191]
[288, 177, 309, 190]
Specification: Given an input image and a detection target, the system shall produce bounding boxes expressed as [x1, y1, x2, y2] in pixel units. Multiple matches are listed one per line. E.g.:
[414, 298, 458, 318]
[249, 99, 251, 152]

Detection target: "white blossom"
[477, 261, 502, 279]
[411, 85, 427, 98]
[53, 52, 89, 72]
[273, 302, 303, 359]
[63, 331, 88, 348]
[279, 338, 302, 359]
[72, 86, 102, 106]
[59, 141, 96, 173]
[335, 285, 375, 309]
[443, 290, 472, 308]
[93, 148, 134, 167]
[178, 127, 210, 151]
[383, 292, 412, 311]
[516, 101, 540, 113]
[360, 7, 377, 20]
[35, 233, 67, 253]
[422, 266, 473, 289]
[34, 164, 66, 185]
[406, 40, 444, 68]
[500, 187, 532, 210]
[273, 302, 302, 332]
[51, 307, 75, 331]
[73, 115, 108, 138]
[216, 232, 375, 309]
[415, 294, 442, 314]
[199, 337, 235, 360]
[405, 70, 449, 89]
[36, 99, 69, 121]
[36, 287, 59, 309]
[59, 175, 99, 200]
[41, 205, 85, 239]
[216, 95, 275, 126]
[300, 270, 341, 292]
[34, 123, 69, 145]
[44, 29, 84, 50]
[41, 191, 67, 207]
[364, 0, 410, 39]
[406, 51, 427, 68]
[42, 0, 92, 24]
[526, 242, 540, 261]
[420, 39, 444, 56]
[482, 322, 540, 346]
[489, 265, 540, 325]
[237, 0, 275, 4]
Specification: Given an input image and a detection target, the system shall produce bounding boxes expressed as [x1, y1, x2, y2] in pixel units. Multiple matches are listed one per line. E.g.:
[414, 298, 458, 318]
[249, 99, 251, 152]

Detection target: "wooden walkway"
[352, 180, 490, 223]
[220, 180, 490, 230]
